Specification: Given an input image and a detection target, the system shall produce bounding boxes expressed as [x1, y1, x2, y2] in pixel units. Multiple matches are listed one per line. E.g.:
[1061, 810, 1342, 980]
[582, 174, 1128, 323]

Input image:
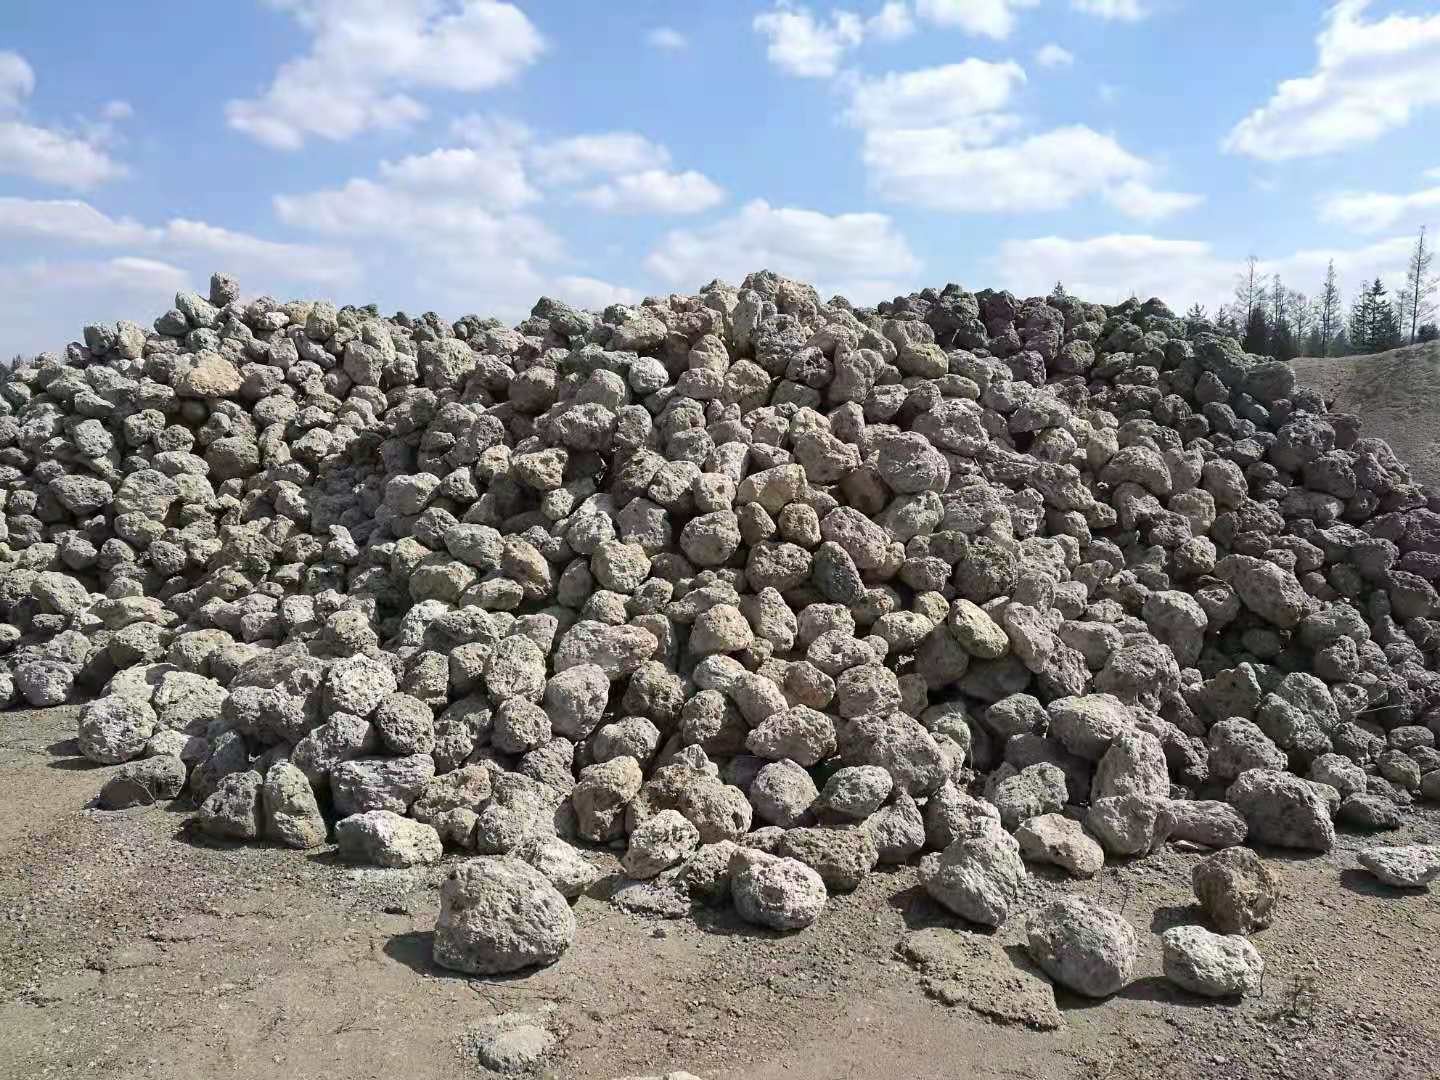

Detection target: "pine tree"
[1316, 260, 1341, 357]
[1349, 278, 1404, 354]
[1049, 281, 1070, 304]
[1243, 303, 1269, 356]
[1420, 323, 1439, 344]
[1266, 275, 1297, 361]
[1397, 226, 1438, 344]
[1184, 302, 1208, 334]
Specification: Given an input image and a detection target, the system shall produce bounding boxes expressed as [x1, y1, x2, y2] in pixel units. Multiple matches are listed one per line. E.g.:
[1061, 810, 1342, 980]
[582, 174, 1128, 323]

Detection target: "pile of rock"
[2, 268, 1439, 973]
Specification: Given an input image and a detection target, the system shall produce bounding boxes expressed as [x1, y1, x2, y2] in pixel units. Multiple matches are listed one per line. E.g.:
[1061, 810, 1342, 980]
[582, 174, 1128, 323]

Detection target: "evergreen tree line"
[1199, 226, 1439, 361]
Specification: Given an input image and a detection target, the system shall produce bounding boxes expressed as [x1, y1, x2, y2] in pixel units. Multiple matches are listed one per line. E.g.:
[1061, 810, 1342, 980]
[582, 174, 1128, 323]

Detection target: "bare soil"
[4, 708, 1440, 1079]
[1292, 342, 1440, 488]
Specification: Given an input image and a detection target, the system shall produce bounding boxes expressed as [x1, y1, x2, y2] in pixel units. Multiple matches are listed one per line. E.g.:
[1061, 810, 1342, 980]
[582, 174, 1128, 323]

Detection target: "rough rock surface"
[433, 858, 576, 974]
[1161, 925, 1265, 997]
[1025, 896, 1138, 998]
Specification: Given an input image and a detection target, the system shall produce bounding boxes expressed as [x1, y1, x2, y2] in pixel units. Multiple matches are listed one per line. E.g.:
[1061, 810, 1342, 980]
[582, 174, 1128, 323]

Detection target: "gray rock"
[729, 848, 827, 930]
[434, 858, 576, 974]
[1015, 814, 1104, 878]
[1025, 896, 1138, 998]
[98, 756, 186, 810]
[336, 810, 443, 867]
[198, 770, 263, 840]
[1226, 769, 1335, 851]
[1357, 845, 1440, 888]
[622, 809, 700, 879]
[1161, 925, 1264, 997]
[78, 694, 158, 765]
[919, 822, 1026, 928]
[1192, 847, 1278, 933]
[263, 760, 328, 848]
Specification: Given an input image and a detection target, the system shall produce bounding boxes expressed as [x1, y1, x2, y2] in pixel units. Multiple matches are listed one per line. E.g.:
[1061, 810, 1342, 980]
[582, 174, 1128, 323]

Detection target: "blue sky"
[2, 0, 1439, 356]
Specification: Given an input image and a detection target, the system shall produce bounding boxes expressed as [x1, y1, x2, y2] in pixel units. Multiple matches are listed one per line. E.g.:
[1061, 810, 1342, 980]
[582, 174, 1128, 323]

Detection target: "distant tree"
[1349, 277, 1403, 354]
[1184, 302, 1209, 333]
[1234, 255, 1263, 322]
[1396, 225, 1438, 344]
[1215, 305, 1241, 339]
[1315, 260, 1342, 357]
[1419, 322, 1439, 343]
[1243, 303, 1270, 356]
[1265, 274, 1297, 361]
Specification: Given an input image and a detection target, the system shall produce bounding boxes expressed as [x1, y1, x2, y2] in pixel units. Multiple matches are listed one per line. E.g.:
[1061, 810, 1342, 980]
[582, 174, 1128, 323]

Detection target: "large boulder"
[433, 858, 577, 974]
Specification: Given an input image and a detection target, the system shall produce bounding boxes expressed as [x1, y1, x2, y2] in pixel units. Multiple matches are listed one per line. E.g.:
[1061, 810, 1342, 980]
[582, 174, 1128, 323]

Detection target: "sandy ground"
[1292, 342, 1440, 489]
[3, 706, 1440, 1080]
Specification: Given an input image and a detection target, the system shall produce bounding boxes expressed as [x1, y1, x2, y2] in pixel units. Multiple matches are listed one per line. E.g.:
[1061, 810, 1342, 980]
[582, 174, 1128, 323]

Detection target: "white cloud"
[1319, 180, 1440, 233]
[0, 51, 126, 189]
[0, 257, 192, 359]
[914, 0, 1039, 40]
[645, 198, 920, 301]
[550, 275, 640, 310]
[861, 120, 1198, 218]
[0, 120, 127, 189]
[0, 50, 35, 112]
[1071, 0, 1148, 20]
[226, 0, 544, 150]
[993, 232, 1417, 312]
[843, 60, 1195, 219]
[100, 100, 134, 121]
[753, 2, 864, 78]
[1104, 180, 1204, 221]
[647, 27, 688, 50]
[0, 196, 354, 285]
[575, 170, 726, 215]
[377, 146, 538, 208]
[529, 132, 671, 185]
[867, 2, 916, 39]
[1035, 43, 1075, 68]
[159, 220, 355, 284]
[1225, 0, 1440, 161]
[275, 162, 571, 318]
[0, 197, 153, 246]
[846, 60, 1025, 129]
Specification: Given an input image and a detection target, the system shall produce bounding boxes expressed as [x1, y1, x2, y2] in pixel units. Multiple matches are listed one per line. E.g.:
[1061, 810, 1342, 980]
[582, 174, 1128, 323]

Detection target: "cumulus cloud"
[845, 62, 1200, 219]
[914, 0, 1039, 40]
[1035, 43, 1075, 68]
[867, 2, 916, 40]
[753, 2, 865, 78]
[575, 170, 726, 215]
[377, 145, 539, 208]
[0, 51, 126, 190]
[645, 198, 920, 301]
[529, 131, 672, 185]
[0, 196, 354, 284]
[1225, 0, 1440, 161]
[226, 0, 544, 149]
[845, 60, 1026, 129]
[1319, 178, 1440, 233]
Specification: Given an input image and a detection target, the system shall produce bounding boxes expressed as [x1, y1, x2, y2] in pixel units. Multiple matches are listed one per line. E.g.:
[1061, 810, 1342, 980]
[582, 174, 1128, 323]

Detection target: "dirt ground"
[1292, 342, 1440, 489]
[2, 705, 1439, 1080]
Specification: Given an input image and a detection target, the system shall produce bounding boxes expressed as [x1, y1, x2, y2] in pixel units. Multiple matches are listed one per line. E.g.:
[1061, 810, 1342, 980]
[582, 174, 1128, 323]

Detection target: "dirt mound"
[1292, 342, 1440, 488]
